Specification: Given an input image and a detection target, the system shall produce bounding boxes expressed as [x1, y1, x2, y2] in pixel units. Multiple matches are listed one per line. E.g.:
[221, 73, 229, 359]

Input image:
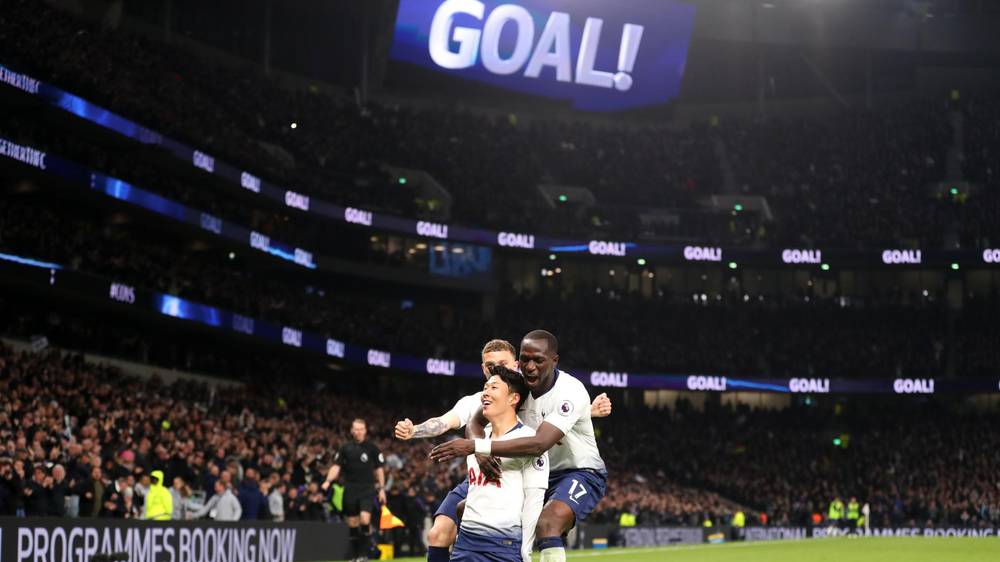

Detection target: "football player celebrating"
[395, 338, 611, 562]
[431, 330, 606, 562]
[450, 368, 548, 562]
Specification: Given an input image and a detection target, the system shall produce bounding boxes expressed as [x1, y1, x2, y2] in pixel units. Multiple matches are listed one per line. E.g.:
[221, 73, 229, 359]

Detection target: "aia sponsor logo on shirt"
[469, 466, 501, 488]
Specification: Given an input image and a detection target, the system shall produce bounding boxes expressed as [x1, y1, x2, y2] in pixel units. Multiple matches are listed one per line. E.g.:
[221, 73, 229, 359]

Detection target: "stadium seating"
[2, 0, 1000, 541]
[1, 341, 996, 529]
[0, 195, 973, 378]
[0, 341, 744, 529]
[5, 0, 1000, 247]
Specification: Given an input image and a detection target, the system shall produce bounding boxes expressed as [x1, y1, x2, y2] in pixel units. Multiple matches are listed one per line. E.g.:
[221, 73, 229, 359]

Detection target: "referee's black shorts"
[342, 484, 376, 517]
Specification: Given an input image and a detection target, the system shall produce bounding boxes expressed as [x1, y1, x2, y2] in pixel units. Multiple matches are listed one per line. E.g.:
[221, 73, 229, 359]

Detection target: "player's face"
[351, 421, 366, 442]
[481, 375, 518, 419]
[481, 350, 517, 378]
[519, 338, 557, 392]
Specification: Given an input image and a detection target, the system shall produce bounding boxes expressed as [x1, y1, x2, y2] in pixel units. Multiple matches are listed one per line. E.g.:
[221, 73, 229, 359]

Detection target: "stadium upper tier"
[0, 190, 997, 384]
[3, 0, 1000, 252]
[3, 110, 999, 275]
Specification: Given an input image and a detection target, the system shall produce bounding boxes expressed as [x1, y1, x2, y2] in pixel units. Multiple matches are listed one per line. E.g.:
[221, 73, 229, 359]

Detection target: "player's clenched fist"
[591, 393, 612, 418]
[394, 418, 415, 440]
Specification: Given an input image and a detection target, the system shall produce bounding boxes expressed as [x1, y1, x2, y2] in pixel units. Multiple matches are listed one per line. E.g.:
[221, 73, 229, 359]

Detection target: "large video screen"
[390, 0, 697, 111]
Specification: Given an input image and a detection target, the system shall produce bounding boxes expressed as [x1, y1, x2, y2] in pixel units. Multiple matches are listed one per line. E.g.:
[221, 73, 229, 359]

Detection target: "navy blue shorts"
[450, 529, 521, 562]
[434, 479, 470, 522]
[546, 469, 607, 524]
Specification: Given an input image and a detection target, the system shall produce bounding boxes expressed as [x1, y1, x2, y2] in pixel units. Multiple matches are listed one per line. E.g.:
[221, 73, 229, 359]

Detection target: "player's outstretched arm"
[430, 422, 564, 462]
[394, 412, 461, 440]
[591, 393, 612, 418]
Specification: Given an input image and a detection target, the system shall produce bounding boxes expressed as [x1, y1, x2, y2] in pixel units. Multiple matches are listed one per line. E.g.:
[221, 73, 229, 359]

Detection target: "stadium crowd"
[1, 0, 999, 547]
[601, 401, 1000, 529]
[722, 101, 952, 246]
[1, 338, 997, 534]
[958, 93, 1000, 248]
[6, 0, 1000, 248]
[0, 341, 456, 529]
[0, 341, 745, 542]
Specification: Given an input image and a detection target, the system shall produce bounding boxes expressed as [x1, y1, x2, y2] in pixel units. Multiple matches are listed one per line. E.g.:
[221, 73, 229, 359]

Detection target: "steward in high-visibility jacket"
[828, 498, 845, 523]
[847, 498, 860, 524]
[732, 511, 746, 528]
[145, 470, 173, 521]
[731, 510, 747, 541]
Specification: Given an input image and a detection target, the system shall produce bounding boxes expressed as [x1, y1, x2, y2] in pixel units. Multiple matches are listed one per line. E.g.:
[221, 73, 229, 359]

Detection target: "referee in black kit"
[322, 418, 387, 562]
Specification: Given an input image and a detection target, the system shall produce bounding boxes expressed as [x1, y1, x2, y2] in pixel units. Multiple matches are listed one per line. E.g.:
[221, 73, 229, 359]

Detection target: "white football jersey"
[448, 391, 483, 428]
[461, 422, 549, 541]
[520, 370, 606, 473]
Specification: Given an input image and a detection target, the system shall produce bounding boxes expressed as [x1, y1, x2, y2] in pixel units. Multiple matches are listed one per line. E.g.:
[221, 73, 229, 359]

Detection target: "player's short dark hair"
[481, 339, 516, 358]
[522, 329, 558, 355]
[487, 364, 529, 411]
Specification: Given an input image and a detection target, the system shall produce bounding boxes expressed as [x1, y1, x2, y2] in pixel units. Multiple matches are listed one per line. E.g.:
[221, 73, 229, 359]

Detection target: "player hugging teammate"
[395, 332, 611, 562]
[451, 363, 547, 561]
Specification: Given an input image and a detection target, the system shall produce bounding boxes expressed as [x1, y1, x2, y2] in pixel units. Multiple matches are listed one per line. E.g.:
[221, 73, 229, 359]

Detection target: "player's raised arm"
[394, 412, 461, 440]
[591, 393, 612, 418]
[395, 390, 484, 440]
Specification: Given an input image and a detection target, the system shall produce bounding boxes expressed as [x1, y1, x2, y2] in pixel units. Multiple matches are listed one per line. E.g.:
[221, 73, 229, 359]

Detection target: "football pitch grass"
[383, 536, 1000, 562]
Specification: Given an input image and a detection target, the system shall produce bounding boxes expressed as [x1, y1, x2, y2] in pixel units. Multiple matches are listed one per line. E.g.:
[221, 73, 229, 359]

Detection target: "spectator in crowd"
[0, 458, 15, 515]
[121, 485, 141, 519]
[170, 476, 192, 521]
[268, 481, 286, 522]
[189, 480, 242, 522]
[99, 476, 127, 518]
[23, 465, 51, 516]
[78, 466, 104, 518]
[302, 482, 327, 521]
[48, 464, 68, 517]
[238, 467, 266, 521]
[285, 486, 302, 521]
